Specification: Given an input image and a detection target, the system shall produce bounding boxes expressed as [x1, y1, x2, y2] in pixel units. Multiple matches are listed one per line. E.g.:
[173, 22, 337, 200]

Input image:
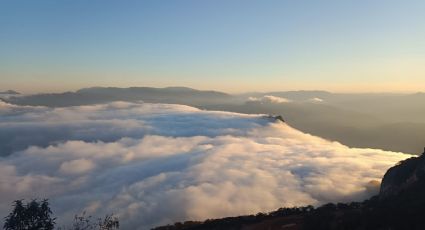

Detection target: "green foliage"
[3, 199, 55, 230]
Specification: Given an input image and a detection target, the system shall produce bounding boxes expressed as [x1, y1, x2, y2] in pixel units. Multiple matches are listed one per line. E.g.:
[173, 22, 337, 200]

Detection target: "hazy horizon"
[2, 85, 425, 95]
[2, 0, 425, 94]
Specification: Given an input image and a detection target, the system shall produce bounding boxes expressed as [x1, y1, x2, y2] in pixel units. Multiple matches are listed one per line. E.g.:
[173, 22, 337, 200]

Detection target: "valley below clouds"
[0, 101, 412, 229]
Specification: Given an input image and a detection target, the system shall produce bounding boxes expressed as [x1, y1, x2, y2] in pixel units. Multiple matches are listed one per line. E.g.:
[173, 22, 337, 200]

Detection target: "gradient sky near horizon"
[1, 0, 424, 94]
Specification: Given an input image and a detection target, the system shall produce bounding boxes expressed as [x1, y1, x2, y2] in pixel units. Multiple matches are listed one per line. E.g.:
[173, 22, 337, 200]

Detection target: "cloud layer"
[0, 101, 411, 229]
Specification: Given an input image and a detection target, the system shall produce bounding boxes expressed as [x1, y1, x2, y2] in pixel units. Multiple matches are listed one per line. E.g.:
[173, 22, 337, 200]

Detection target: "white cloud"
[0, 101, 412, 229]
[59, 158, 95, 175]
[248, 95, 291, 104]
[263, 95, 291, 103]
[247, 96, 262, 102]
[309, 97, 324, 103]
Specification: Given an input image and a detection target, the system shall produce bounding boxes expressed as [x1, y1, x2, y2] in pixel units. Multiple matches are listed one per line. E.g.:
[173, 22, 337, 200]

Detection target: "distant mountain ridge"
[0, 90, 20, 95]
[5, 87, 232, 107]
[5, 86, 425, 154]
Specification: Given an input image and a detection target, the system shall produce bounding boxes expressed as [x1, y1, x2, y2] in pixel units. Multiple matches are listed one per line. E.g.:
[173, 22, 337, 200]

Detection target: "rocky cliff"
[380, 149, 425, 198]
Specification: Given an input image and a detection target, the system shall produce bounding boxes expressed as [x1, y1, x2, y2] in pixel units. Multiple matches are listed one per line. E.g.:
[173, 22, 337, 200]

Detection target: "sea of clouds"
[0, 101, 412, 229]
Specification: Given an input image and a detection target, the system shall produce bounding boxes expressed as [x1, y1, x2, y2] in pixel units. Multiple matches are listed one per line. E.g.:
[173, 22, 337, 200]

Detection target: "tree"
[4, 199, 55, 230]
[98, 214, 119, 230]
[69, 212, 119, 230]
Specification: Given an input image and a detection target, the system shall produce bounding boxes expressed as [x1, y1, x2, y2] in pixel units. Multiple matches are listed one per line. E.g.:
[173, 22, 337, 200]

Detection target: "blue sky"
[1, 0, 424, 93]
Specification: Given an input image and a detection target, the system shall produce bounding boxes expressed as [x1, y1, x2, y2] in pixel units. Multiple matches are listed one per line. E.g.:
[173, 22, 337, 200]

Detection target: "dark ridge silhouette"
[0, 90, 20, 95]
[380, 147, 425, 198]
[153, 149, 425, 230]
[5, 87, 233, 107]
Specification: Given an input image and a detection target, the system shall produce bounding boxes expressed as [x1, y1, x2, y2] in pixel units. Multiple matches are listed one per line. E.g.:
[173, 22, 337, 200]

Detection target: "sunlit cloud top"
[0, 101, 412, 229]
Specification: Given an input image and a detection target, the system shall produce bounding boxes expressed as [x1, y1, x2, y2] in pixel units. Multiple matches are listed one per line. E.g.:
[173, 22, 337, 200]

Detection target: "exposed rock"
[380, 148, 425, 198]
[264, 115, 285, 123]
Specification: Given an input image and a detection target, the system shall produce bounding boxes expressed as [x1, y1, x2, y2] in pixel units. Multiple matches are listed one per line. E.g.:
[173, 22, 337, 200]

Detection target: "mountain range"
[3, 87, 232, 107]
[3, 86, 425, 154]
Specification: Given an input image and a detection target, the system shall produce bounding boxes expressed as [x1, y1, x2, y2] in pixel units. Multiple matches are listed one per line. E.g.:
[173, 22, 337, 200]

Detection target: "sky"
[1, 0, 424, 93]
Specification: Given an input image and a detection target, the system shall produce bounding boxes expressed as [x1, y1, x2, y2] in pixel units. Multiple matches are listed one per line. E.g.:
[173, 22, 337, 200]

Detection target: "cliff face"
[380, 151, 425, 198]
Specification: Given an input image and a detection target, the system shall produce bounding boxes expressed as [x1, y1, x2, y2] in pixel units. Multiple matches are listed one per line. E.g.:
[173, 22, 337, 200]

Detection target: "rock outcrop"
[380, 149, 425, 198]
